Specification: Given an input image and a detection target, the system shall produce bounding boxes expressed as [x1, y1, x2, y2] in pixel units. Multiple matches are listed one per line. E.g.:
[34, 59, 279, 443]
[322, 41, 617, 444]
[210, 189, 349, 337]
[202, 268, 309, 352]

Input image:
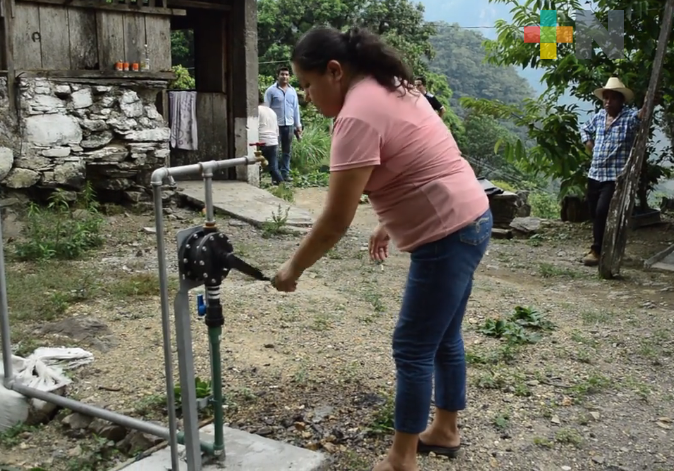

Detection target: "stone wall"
[0, 77, 171, 202]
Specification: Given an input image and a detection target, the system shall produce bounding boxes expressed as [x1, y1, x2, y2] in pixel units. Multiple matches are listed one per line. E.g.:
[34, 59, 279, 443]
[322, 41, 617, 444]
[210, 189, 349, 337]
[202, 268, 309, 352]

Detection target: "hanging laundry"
[169, 91, 199, 151]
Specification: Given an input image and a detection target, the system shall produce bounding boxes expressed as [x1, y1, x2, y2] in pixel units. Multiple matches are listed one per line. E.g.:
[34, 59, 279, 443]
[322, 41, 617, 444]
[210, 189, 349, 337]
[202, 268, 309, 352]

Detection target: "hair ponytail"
[291, 26, 414, 94]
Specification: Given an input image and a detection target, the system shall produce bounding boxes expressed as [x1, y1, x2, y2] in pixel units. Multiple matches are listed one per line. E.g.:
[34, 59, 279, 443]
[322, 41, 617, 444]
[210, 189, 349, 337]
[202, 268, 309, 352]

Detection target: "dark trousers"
[279, 126, 293, 179]
[392, 210, 492, 433]
[587, 178, 616, 254]
[261, 145, 284, 184]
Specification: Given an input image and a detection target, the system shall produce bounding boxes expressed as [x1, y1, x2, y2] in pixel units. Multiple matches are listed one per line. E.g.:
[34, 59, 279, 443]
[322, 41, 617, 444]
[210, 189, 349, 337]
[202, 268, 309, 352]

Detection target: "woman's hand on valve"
[272, 259, 302, 292]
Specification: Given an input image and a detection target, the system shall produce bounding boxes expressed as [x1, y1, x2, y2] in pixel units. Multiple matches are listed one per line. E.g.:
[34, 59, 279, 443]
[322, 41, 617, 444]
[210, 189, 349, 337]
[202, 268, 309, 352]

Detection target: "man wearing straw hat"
[579, 77, 649, 267]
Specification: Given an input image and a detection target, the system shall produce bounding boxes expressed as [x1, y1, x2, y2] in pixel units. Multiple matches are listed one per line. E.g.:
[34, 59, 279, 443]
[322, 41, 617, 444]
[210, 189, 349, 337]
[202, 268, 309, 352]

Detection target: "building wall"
[231, 0, 259, 186]
[0, 77, 170, 201]
[12, 4, 171, 73]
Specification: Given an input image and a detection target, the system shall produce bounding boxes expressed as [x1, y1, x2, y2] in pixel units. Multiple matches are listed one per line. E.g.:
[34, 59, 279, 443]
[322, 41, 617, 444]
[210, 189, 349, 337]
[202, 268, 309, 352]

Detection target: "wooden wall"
[12, 2, 171, 71]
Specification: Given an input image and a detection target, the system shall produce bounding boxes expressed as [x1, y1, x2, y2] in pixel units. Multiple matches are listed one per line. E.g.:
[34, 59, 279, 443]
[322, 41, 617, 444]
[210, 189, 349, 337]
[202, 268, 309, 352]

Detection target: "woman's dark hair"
[291, 26, 414, 94]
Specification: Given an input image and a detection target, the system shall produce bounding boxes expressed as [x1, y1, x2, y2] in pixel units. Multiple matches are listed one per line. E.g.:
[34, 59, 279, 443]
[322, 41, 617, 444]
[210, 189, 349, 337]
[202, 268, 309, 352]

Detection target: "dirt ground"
[1, 187, 674, 471]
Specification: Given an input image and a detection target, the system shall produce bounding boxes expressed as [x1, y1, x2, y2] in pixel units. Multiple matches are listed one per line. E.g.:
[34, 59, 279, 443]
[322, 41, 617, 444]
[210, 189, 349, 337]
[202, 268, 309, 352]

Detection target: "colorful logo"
[524, 10, 573, 59]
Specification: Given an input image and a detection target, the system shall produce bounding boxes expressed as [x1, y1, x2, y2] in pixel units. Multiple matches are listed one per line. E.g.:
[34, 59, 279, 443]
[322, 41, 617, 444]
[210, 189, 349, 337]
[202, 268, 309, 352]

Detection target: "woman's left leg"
[373, 220, 489, 471]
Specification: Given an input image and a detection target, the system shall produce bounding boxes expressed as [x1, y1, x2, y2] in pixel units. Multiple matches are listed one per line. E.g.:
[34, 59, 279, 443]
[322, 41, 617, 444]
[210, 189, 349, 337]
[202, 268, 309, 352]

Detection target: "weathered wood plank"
[491, 228, 513, 240]
[210, 92, 228, 167]
[599, 0, 674, 279]
[16, 69, 174, 79]
[38, 5, 70, 69]
[143, 15, 171, 71]
[193, 11, 226, 92]
[2, 0, 15, 110]
[12, 2, 41, 69]
[17, 0, 186, 16]
[123, 12, 145, 64]
[68, 8, 97, 69]
[0, 1, 7, 69]
[168, 0, 230, 10]
[96, 10, 124, 71]
[197, 92, 214, 159]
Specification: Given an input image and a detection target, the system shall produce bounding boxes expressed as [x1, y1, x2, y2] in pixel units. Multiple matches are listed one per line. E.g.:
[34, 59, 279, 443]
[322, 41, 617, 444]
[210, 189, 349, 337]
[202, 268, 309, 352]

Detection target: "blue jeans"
[261, 145, 284, 184]
[392, 209, 492, 434]
[279, 126, 293, 180]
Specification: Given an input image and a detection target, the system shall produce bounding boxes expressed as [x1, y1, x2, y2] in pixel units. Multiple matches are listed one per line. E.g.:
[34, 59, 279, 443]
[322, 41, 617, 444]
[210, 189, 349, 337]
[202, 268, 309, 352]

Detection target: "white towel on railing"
[169, 91, 199, 151]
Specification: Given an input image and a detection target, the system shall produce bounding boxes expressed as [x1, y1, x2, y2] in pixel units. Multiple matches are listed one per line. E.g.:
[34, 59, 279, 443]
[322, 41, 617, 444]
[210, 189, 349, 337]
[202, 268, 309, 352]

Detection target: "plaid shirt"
[580, 107, 641, 182]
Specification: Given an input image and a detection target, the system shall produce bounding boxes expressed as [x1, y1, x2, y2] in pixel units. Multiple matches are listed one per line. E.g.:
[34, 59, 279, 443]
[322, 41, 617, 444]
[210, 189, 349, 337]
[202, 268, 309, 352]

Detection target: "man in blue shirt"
[264, 67, 302, 182]
[580, 77, 647, 266]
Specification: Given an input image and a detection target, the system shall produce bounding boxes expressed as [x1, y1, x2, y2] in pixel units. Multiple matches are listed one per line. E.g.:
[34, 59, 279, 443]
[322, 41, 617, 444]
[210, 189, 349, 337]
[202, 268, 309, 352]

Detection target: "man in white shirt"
[258, 92, 284, 185]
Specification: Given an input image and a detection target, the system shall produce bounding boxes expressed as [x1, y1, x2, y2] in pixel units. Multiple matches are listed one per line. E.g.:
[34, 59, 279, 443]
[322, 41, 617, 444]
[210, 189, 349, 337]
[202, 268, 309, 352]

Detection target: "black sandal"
[417, 440, 461, 458]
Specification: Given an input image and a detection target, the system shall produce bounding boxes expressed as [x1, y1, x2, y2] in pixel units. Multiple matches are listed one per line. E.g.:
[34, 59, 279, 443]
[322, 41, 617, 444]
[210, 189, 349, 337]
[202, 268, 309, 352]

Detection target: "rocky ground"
[1, 187, 673, 471]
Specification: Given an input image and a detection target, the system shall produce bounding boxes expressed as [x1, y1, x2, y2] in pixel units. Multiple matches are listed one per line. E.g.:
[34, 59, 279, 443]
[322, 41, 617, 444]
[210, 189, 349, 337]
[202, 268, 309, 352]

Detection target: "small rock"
[590, 411, 601, 421]
[592, 455, 605, 464]
[509, 216, 541, 234]
[62, 412, 94, 430]
[561, 466, 571, 471]
[88, 418, 126, 442]
[142, 227, 157, 234]
[0, 147, 14, 181]
[68, 445, 82, 457]
[71, 88, 93, 109]
[256, 426, 273, 436]
[551, 415, 561, 425]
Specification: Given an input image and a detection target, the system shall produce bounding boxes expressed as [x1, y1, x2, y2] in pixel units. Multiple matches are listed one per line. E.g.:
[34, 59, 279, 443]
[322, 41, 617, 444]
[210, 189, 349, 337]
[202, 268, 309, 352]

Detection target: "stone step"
[176, 180, 314, 228]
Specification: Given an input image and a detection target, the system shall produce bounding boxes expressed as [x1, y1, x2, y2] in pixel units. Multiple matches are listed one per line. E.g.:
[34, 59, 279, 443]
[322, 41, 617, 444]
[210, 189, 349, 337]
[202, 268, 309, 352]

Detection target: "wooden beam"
[644, 243, 674, 269]
[15, 69, 175, 79]
[167, 0, 230, 10]
[3, 0, 15, 114]
[599, 0, 674, 279]
[17, 0, 186, 16]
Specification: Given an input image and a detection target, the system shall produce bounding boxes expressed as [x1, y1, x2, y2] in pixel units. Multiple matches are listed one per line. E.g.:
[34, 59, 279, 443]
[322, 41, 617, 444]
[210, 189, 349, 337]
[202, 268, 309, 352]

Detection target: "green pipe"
[208, 325, 226, 458]
[176, 431, 215, 455]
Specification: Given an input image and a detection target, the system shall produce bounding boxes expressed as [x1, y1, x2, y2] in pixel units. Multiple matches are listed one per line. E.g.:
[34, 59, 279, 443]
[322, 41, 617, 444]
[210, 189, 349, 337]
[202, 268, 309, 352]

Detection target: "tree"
[467, 0, 674, 199]
[257, 0, 464, 129]
[257, 0, 436, 76]
[171, 30, 194, 69]
[458, 112, 519, 178]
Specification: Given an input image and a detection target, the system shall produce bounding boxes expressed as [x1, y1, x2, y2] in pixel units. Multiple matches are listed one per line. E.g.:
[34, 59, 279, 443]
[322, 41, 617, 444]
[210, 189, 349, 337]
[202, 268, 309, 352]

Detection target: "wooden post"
[599, 0, 674, 279]
[3, 0, 15, 114]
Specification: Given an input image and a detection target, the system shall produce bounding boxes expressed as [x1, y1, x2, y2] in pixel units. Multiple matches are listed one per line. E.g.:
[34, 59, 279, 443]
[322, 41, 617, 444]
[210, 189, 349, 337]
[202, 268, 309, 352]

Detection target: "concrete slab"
[118, 424, 327, 471]
[177, 181, 314, 228]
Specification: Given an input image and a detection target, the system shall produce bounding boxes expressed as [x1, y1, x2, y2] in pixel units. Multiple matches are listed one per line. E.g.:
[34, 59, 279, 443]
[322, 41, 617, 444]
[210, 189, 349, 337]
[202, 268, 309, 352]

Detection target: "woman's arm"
[287, 166, 374, 274]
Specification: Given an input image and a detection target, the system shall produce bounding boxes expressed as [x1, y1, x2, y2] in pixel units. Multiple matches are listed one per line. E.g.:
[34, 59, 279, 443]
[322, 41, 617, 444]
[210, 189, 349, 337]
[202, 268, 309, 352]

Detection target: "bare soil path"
[1, 188, 673, 471]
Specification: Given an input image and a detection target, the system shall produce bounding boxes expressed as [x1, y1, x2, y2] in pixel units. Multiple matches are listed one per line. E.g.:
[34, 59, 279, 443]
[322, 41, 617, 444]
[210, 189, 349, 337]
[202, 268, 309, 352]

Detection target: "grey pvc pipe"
[0, 213, 13, 387]
[10, 381, 171, 438]
[152, 184, 181, 471]
[150, 157, 252, 185]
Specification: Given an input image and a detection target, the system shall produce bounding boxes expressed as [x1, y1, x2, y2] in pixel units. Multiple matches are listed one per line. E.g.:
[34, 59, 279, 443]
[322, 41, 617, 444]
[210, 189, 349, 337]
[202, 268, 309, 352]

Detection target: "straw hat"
[594, 77, 634, 103]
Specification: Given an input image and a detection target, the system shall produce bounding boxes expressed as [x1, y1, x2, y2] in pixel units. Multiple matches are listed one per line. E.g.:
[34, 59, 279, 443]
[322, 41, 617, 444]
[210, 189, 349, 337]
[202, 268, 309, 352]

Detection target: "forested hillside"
[429, 22, 535, 107]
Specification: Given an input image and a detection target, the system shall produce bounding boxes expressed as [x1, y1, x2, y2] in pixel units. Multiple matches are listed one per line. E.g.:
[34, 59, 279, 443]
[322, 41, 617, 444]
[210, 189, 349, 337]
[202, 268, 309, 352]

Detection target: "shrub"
[529, 191, 560, 219]
[491, 180, 518, 193]
[14, 186, 105, 261]
[169, 65, 195, 90]
[293, 120, 331, 174]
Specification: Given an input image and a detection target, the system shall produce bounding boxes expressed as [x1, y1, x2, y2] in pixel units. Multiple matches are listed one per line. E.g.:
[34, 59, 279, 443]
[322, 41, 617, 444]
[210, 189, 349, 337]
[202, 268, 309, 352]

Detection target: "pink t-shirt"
[330, 77, 489, 252]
